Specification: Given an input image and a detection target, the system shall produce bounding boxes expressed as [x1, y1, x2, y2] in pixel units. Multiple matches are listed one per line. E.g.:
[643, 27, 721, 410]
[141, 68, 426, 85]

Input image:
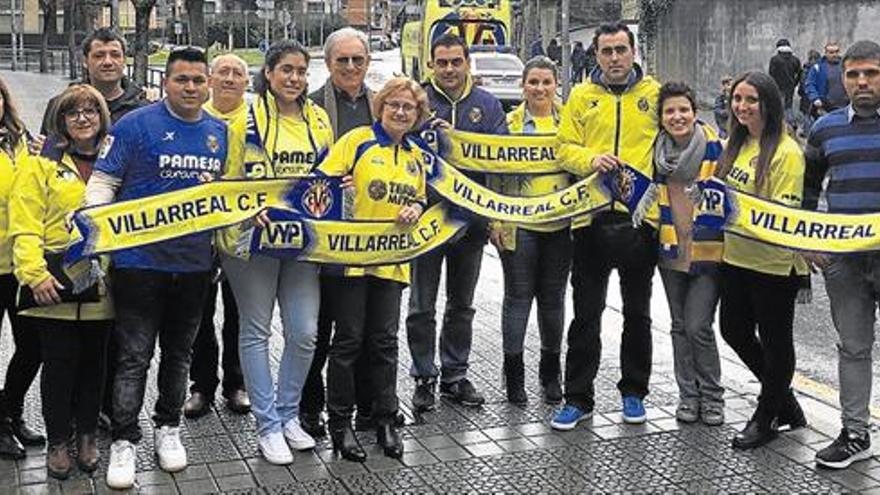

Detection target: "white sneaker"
[106, 440, 136, 489]
[259, 431, 293, 465]
[154, 426, 188, 472]
[283, 417, 316, 451]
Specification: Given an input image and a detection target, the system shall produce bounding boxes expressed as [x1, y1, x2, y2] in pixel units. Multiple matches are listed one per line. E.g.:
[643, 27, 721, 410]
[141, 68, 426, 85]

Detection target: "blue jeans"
[659, 267, 724, 408]
[499, 228, 571, 355]
[222, 255, 320, 436]
[406, 237, 484, 384]
[823, 253, 880, 436]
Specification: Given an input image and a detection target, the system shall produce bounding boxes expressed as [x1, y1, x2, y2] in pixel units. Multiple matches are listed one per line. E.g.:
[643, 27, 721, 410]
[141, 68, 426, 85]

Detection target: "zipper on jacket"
[613, 95, 622, 156]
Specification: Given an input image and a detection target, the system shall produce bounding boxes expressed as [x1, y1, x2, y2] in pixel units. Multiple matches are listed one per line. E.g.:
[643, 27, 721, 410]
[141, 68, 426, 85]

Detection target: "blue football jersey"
[95, 101, 228, 272]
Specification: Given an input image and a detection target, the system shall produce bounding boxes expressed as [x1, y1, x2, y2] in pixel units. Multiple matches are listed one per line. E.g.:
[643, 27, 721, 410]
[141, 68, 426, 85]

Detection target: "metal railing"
[125, 63, 166, 98]
[0, 47, 71, 73]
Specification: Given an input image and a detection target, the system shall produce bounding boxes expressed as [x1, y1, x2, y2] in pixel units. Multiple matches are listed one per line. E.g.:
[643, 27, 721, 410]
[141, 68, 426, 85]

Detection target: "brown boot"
[47, 443, 72, 480]
[76, 434, 100, 472]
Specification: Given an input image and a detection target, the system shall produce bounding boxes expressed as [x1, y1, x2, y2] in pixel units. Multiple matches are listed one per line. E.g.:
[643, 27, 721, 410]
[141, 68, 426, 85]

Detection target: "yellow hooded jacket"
[9, 150, 112, 320]
[0, 139, 28, 275]
[557, 66, 661, 229]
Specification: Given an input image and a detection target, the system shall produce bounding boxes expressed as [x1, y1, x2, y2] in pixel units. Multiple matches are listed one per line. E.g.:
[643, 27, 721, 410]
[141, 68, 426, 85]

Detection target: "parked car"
[469, 50, 524, 108]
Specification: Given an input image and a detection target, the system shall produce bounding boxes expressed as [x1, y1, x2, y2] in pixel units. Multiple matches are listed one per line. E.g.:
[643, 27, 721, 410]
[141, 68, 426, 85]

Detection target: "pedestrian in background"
[805, 41, 849, 116]
[768, 38, 802, 131]
[713, 75, 733, 139]
[10, 84, 114, 479]
[715, 71, 808, 450]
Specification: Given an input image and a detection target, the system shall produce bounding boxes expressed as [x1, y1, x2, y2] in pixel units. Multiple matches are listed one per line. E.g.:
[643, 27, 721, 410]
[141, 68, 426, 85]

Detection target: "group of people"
[0, 19, 877, 489]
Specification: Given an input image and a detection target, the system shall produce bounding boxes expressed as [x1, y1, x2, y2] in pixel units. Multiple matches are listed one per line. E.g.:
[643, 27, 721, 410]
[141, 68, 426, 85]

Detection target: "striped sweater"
[804, 106, 880, 213]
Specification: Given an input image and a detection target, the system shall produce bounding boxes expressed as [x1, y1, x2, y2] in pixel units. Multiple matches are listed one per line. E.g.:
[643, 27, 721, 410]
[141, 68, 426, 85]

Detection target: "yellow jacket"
[0, 139, 28, 275]
[317, 123, 427, 284]
[9, 150, 113, 320]
[204, 98, 249, 126]
[557, 67, 660, 228]
[218, 93, 334, 259]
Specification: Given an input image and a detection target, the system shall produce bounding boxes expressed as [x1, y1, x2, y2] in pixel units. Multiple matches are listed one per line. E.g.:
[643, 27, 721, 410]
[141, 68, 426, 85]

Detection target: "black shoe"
[778, 390, 807, 430]
[330, 424, 366, 463]
[440, 378, 485, 407]
[225, 389, 251, 415]
[394, 411, 406, 427]
[539, 351, 563, 405]
[46, 443, 72, 480]
[300, 412, 326, 438]
[11, 418, 44, 446]
[183, 391, 212, 419]
[816, 428, 872, 469]
[732, 412, 778, 450]
[412, 378, 436, 412]
[503, 353, 527, 405]
[376, 424, 403, 459]
[0, 421, 24, 460]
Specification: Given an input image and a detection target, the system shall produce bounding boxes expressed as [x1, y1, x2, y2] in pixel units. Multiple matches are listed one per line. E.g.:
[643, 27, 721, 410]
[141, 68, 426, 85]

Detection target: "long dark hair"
[0, 77, 26, 150]
[254, 40, 311, 104]
[715, 71, 785, 195]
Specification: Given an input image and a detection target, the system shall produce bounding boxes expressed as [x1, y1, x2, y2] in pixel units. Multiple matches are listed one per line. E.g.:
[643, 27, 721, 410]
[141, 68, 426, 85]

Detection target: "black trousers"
[34, 317, 111, 445]
[564, 212, 658, 411]
[111, 269, 211, 443]
[719, 263, 798, 416]
[326, 276, 402, 426]
[300, 274, 372, 417]
[0, 273, 41, 420]
[190, 279, 243, 398]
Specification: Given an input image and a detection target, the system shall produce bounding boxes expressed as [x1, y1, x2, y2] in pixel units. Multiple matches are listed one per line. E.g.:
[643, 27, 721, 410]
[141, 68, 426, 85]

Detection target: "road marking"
[793, 372, 880, 420]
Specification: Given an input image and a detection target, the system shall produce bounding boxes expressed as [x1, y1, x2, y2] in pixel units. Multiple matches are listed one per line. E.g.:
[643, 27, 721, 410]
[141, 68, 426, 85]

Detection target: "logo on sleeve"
[638, 97, 650, 113]
[98, 135, 114, 159]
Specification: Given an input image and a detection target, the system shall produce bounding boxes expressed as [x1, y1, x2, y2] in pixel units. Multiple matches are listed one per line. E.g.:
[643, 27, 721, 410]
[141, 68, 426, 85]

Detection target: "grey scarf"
[653, 124, 707, 183]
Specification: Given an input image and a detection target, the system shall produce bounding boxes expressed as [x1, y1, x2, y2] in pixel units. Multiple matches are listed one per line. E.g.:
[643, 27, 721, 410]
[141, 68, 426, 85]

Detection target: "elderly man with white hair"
[300, 27, 391, 438]
[183, 53, 251, 419]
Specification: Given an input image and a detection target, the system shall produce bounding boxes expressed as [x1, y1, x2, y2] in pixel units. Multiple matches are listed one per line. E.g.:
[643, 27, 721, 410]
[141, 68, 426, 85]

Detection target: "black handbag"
[17, 252, 100, 311]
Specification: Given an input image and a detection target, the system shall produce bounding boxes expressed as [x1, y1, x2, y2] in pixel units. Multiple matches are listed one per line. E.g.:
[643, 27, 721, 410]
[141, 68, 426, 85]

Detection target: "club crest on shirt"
[301, 179, 334, 218]
[638, 97, 650, 113]
[613, 167, 636, 203]
[468, 107, 483, 124]
[206, 134, 220, 154]
[368, 179, 388, 201]
[98, 135, 114, 159]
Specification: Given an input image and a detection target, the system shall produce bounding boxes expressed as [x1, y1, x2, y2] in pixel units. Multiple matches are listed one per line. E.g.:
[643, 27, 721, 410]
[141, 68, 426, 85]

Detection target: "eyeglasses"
[385, 101, 417, 114]
[64, 108, 99, 121]
[334, 56, 367, 68]
[433, 57, 466, 69]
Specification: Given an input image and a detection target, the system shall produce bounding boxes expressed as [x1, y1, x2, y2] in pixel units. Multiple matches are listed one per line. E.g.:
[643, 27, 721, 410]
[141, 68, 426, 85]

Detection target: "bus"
[401, 0, 514, 82]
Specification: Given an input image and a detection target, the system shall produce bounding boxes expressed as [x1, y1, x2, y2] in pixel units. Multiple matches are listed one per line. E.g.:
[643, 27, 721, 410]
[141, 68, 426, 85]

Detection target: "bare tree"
[186, 0, 206, 47]
[131, 0, 158, 86]
[64, 0, 78, 79]
[39, 0, 57, 73]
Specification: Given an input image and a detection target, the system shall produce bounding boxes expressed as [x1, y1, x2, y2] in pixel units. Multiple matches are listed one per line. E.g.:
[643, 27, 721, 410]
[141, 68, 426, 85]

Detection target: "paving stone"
[290, 463, 333, 482]
[416, 434, 456, 450]
[18, 468, 46, 485]
[251, 465, 295, 486]
[374, 467, 428, 491]
[526, 433, 569, 449]
[172, 463, 212, 482]
[464, 441, 505, 457]
[136, 469, 174, 486]
[175, 477, 220, 494]
[57, 478, 94, 493]
[816, 467, 880, 491]
[215, 473, 257, 491]
[481, 426, 521, 441]
[338, 471, 385, 493]
[514, 422, 553, 437]
[324, 459, 367, 478]
[431, 446, 472, 461]
[208, 459, 250, 478]
[448, 430, 490, 445]
[298, 477, 347, 494]
[496, 436, 538, 452]
[401, 450, 438, 467]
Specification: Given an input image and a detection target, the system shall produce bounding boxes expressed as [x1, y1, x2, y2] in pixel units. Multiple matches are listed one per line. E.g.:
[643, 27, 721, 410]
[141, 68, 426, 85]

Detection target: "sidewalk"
[1, 70, 878, 494]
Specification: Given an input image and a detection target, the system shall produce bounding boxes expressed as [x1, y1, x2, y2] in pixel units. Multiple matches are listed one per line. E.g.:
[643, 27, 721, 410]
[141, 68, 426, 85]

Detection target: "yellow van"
[401, 0, 514, 82]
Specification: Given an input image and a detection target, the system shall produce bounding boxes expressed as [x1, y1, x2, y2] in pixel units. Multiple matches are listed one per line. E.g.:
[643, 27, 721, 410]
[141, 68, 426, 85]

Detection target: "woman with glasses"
[9, 84, 114, 478]
[0, 76, 44, 461]
[317, 77, 430, 463]
[488, 57, 570, 406]
[219, 40, 333, 465]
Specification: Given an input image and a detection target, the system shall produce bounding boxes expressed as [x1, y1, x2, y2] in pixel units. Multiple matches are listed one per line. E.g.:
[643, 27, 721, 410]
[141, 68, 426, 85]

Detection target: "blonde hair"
[372, 77, 431, 129]
[51, 84, 111, 152]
